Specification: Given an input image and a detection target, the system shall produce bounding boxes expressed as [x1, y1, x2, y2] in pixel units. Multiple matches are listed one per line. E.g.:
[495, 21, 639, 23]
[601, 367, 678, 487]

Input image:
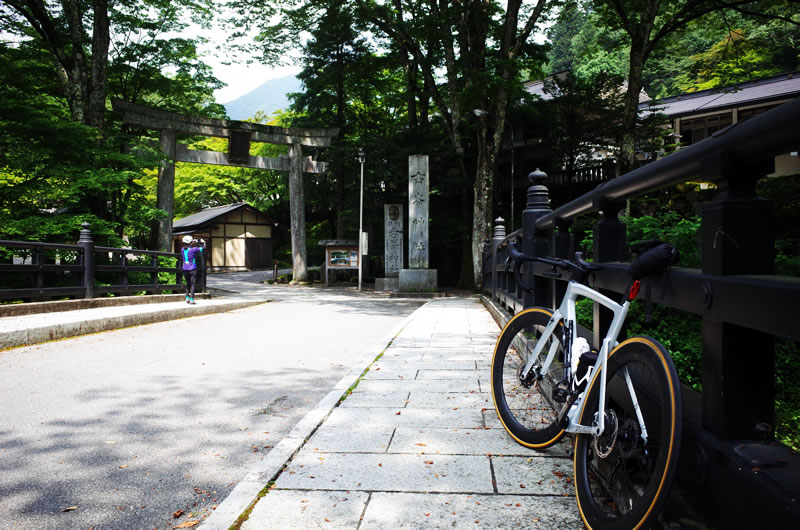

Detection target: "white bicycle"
[491, 240, 682, 529]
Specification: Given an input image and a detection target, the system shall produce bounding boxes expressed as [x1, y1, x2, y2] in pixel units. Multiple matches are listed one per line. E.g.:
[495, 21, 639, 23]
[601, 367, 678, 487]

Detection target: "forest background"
[1, 0, 800, 446]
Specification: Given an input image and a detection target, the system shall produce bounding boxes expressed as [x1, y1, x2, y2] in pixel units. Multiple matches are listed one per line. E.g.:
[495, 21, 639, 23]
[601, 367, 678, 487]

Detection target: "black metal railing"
[0, 222, 206, 301]
[547, 160, 615, 186]
[481, 96, 800, 527]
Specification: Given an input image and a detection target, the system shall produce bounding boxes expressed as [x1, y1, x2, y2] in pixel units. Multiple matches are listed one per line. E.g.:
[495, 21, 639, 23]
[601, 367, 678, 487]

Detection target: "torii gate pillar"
[288, 143, 307, 281]
[157, 128, 176, 251]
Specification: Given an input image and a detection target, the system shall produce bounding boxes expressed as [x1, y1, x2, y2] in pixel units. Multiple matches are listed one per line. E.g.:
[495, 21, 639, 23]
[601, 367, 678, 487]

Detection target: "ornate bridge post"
[522, 169, 552, 309]
[491, 217, 506, 302]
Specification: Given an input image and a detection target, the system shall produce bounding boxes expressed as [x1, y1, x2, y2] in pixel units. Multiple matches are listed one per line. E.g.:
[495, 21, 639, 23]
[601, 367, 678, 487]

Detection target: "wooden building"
[172, 203, 273, 271]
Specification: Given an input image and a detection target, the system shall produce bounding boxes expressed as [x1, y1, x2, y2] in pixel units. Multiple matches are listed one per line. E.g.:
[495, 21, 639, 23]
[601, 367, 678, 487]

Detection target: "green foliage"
[545, 3, 628, 80]
[576, 297, 703, 391]
[0, 40, 155, 245]
[623, 210, 701, 268]
[775, 338, 800, 452]
[108, 0, 224, 116]
[669, 11, 800, 94]
[126, 255, 179, 287]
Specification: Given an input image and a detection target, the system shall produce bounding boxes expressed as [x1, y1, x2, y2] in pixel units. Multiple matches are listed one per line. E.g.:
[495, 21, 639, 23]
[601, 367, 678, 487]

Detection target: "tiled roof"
[173, 203, 248, 230]
[643, 72, 800, 117]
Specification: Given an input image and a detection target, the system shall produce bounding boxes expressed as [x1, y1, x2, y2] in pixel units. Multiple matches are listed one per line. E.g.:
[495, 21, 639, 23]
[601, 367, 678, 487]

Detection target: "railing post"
[553, 218, 574, 307]
[148, 254, 159, 295]
[78, 222, 95, 299]
[176, 253, 183, 290]
[701, 157, 775, 440]
[522, 169, 553, 309]
[491, 217, 506, 304]
[482, 240, 491, 295]
[592, 198, 626, 347]
[32, 246, 43, 292]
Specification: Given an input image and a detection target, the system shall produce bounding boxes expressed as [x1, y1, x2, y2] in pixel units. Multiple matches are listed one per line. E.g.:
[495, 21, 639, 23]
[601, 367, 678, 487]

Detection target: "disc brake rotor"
[593, 409, 619, 459]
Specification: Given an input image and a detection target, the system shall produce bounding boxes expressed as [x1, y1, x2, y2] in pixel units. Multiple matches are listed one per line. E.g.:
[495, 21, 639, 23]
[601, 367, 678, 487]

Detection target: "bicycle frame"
[520, 279, 636, 437]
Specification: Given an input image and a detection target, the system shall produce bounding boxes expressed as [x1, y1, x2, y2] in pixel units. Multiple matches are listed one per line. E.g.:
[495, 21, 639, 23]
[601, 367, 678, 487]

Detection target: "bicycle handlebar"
[505, 241, 600, 293]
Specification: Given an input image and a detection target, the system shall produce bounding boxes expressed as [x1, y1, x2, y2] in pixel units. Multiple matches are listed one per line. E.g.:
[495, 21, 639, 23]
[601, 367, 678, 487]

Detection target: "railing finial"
[526, 169, 551, 211]
[493, 217, 506, 239]
[79, 222, 93, 243]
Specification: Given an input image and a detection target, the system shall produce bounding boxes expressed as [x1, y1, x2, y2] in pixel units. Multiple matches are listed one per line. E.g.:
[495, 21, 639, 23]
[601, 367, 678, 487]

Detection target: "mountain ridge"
[223, 74, 302, 120]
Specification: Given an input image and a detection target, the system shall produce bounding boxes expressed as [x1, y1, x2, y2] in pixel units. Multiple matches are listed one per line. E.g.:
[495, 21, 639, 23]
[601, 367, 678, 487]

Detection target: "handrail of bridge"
[481, 95, 800, 527]
[0, 222, 205, 301]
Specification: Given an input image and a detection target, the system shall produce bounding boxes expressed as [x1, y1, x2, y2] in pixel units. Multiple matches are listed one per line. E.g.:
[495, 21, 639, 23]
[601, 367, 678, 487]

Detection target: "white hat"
[182, 235, 193, 244]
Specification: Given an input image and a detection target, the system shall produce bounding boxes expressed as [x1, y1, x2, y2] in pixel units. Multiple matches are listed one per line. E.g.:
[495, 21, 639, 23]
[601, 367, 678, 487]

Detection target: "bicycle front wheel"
[574, 336, 682, 529]
[491, 307, 566, 448]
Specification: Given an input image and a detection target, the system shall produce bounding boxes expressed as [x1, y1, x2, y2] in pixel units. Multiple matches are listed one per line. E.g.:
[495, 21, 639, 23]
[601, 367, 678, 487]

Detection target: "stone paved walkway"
[217, 297, 583, 529]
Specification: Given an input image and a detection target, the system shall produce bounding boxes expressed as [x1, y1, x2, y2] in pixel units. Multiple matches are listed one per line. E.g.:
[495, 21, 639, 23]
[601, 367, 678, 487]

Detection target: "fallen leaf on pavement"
[172, 521, 199, 528]
[61, 506, 78, 512]
[173, 510, 184, 518]
[119, 465, 129, 469]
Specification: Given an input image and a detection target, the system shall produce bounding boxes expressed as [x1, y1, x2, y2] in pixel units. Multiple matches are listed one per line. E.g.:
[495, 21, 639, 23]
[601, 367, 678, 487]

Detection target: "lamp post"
[358, 148, 365, 292]
[473, 109, 516, 231]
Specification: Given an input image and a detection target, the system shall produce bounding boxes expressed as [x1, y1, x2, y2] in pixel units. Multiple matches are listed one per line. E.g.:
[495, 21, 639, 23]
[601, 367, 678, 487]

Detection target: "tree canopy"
[1, 0, 797, 284]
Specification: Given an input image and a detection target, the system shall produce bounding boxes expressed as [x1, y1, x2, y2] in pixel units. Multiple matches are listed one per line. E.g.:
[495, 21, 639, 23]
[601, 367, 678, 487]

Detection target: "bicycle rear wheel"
[491, 307, 566, 448]
[574, 336, 682, 529]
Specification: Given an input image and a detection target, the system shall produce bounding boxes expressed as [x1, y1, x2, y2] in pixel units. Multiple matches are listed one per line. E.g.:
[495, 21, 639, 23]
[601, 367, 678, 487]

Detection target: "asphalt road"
[0, 280, 422, 529]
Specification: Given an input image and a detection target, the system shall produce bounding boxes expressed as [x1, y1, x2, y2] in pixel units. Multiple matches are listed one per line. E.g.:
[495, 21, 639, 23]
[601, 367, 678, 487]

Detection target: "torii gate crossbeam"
[112, 99, 338, 282]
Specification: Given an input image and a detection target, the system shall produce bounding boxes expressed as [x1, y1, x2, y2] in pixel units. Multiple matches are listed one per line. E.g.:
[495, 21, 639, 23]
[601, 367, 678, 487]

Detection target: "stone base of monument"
[398, 268, 438, 292]
[375, 277, 400, 291]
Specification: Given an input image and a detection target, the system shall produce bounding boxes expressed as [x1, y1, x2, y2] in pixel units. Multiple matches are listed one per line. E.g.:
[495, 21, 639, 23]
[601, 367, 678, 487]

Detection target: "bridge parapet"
[0, 223, 203, 302]
[481, 97, 800, 527]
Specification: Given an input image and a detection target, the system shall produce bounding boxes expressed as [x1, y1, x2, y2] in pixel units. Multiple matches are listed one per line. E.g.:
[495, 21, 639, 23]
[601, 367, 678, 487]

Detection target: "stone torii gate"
[112, 99, 338, 281]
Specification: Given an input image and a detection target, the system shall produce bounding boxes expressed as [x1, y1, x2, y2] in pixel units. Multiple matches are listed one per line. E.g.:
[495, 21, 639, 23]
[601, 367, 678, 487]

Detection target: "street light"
[473, 108, 516, 232]
[358, 148, 365, 292]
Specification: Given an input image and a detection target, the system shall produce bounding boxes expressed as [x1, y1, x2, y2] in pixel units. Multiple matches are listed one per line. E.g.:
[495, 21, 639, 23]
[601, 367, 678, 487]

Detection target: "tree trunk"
[471, 131, 495, 287]
[619, 49, 646, 175]
[87, 0, 110, 130]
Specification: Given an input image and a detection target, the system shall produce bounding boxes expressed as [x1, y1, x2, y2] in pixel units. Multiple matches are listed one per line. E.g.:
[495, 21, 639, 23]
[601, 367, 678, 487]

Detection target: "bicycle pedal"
[552, 382, 569, 403]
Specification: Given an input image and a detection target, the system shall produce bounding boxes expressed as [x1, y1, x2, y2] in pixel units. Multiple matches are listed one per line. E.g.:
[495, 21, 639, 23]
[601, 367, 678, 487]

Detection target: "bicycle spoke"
[491, 307, 566, 448]
[574, 338, 682, 529]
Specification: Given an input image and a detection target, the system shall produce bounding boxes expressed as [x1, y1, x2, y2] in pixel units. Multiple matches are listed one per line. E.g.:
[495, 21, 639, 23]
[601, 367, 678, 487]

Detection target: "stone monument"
[375, 204, 403, 291]
[399, 155, 438, 291]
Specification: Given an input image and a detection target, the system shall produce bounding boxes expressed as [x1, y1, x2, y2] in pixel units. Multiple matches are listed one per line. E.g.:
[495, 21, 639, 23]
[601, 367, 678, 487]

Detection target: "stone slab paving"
[360, 492, 582, 529]
[231, 297, 583, 529]
[354, 379, 482, 394]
